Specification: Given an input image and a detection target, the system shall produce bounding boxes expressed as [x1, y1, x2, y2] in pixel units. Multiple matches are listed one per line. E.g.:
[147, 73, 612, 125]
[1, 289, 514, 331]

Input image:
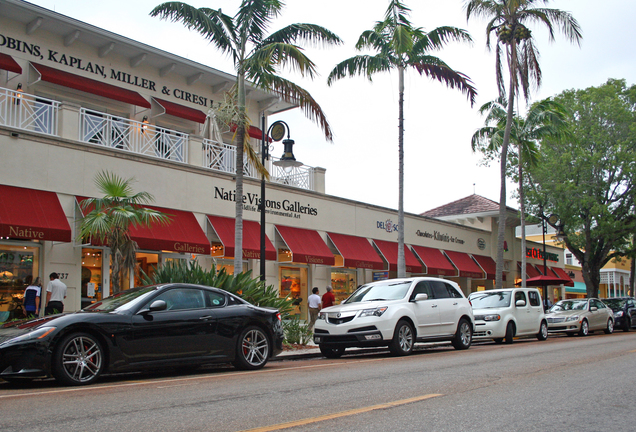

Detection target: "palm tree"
[151, 1, 341, 274]
[465, 0, 581, 289]
[471, 97, 571, 286]
[328, 0, 477, 277]
[78, 171, 171, 295]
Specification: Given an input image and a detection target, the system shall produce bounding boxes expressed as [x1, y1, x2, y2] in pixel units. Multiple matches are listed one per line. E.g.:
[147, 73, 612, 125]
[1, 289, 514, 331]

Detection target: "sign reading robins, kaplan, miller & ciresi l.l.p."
[0, 34, 211, 107]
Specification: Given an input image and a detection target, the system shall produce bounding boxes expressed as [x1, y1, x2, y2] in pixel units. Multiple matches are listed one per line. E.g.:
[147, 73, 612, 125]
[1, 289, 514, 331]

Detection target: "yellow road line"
[239, 394, 443, 432]
[629, 349, 636, 353]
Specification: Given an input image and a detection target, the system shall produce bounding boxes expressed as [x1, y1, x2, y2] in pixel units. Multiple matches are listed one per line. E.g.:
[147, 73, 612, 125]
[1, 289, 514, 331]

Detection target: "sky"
[25, 0, 636, 215]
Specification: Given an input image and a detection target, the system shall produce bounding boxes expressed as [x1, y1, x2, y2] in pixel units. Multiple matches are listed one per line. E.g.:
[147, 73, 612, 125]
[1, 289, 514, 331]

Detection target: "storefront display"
[280, 267, 308, 317]
[330, 270, 356, 304]
[81, 248, 103, 308]
[0, 244, 40, 321]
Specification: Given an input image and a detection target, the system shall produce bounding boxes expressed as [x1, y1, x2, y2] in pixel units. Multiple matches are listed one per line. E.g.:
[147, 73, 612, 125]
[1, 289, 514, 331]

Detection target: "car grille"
[473, 315, 485, 321]
[473, 331, 488, 337]
[547, 317, 565, 323]
[326, 315, 355, 325]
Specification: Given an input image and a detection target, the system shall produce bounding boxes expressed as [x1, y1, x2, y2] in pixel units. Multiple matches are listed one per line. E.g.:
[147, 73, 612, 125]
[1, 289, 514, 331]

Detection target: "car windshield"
[468, 291, 511, 308]
[602, 299, 626, 310]
[83, 285, 159, 312]
[549, 300, 588, 312]
[344, 281, 411, 304]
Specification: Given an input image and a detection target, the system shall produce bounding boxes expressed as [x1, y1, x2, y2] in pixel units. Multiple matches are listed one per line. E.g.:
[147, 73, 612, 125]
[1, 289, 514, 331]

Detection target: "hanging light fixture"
[141, 115, 149, 133]
[15, 82, 23, 105]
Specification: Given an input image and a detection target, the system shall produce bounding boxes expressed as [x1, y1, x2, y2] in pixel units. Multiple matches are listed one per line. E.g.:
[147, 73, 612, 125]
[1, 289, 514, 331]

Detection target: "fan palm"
[78, 171, 171, 294]
[151, 1, 341, 274]
[471, 97, 572, 286]
[328, 0, 477, 277]
[465, 0, 581, 288]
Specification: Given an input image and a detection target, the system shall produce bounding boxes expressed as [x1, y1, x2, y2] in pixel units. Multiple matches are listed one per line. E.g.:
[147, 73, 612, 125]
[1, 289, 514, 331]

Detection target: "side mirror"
[515, 299, 526, 307]
[148, 299, 167, 312]
[414, 293, 429, 302]
[590, 306, 598, 312]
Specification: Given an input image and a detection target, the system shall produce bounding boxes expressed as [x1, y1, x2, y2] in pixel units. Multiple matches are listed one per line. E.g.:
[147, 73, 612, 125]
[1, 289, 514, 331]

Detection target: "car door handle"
[431, 304, 438, 308]
[199, 315, 214, 320]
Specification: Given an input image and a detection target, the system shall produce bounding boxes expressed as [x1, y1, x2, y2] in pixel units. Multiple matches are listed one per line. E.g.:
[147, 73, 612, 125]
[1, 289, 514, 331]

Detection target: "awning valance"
[152, 97, 207, 124]
[0, 185, 71, 242]
[372, 240, 423, 273]
[471, 254, 506, 281]
[275, 225, 334, 265]
[77, 198, 209, 254]
[327, 232, 384, 270]
[207, 215, 276, 260]
[522, 263, 543, 279]
[410, 245, 457, 276]
[30, 62, 151, 108]
[443, 250, 484, 279]
[230, 123, 270, 141]
[551, 267, 575, 287]
[0, 53, 22, 74]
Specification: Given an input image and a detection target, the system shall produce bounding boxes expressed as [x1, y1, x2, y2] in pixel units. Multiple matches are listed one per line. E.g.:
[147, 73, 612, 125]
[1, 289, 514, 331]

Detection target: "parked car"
[313, 277, 474, 358]
[468, 288, 548, 344]
[0, 283, 284, 386]
[601, 297, 636, 332]
[546, 298, 614, 336]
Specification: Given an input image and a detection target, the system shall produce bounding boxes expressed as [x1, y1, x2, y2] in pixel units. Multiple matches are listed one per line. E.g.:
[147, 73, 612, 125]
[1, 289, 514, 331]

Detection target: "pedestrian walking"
[307, 287, 321, 331]
[45, 272, 67, 315]
[322, 286, 336, 309]
[23, 276, 42, 317]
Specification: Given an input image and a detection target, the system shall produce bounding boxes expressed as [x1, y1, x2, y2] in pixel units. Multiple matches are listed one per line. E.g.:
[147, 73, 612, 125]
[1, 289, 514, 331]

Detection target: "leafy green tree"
[78, 171, 171, 294]
[526, 79, 636, 298]
[465, 0, 582, 289]
[151, 1, 341, 275]
[471, 97, 571, 285]
[328, 0, 476, 276]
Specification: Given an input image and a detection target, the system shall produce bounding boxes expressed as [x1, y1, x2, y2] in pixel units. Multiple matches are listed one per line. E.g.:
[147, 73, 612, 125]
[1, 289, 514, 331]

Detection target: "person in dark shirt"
[23, 276, 42, 317]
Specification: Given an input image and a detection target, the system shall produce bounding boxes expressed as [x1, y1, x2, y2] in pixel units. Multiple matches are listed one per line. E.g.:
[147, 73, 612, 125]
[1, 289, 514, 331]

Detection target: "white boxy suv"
[313, 277, 474, 358]
[468, 288, 548, 344]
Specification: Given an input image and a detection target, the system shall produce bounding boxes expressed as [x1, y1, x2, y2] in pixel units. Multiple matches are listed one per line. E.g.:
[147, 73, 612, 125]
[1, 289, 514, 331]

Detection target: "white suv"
[468, 288, 548, 344]
[313, 277, 474, 358]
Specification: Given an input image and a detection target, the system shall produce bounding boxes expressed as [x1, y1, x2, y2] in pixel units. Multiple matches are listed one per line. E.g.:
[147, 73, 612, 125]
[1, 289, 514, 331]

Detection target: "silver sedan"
[545, 298, 614, 336]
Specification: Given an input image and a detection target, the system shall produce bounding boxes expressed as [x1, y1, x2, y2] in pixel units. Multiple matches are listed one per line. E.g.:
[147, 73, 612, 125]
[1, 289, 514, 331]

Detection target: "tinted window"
[515, 291, 527, 305]
[154, 288, 206, 310]
[527, 290, 541, 307]
[591, 299, 606, 309]
[204, 290, 226, 307]
[431, 281, 450, 299]
[411, 281, 433, 300]
[445, 284, 463, 299]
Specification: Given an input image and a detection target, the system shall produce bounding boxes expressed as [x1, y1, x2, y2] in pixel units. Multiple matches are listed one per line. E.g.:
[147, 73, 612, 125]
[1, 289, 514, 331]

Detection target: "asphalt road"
[1, 332, 635, 432]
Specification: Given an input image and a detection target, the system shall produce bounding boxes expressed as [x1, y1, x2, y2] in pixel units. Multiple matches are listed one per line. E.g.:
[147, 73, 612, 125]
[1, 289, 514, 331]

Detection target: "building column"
[188, 135, 204, 168]
[58, 101, 81, 140]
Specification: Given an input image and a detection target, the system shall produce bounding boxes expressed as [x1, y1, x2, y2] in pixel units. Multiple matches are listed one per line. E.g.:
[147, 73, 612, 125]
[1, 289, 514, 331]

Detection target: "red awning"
[443, 250, 484, 279]
[0, 53, 22, 74]
[30, 62, 151, 108]
[471, 254, 506, 281]
[152, 97, 207, 124]
[372, 240, 423, 273]
[327, 233, 384, 270]
[207, 215, 276, 260]
[230, 123, 270, 141]
[0, 185, 71, 242]
[275, 225, 334, 265]
[77, 198, 209, 254]
[551, 267, 575, 287]
[410, 245, 457, 276]
[520, 263, 543, 279]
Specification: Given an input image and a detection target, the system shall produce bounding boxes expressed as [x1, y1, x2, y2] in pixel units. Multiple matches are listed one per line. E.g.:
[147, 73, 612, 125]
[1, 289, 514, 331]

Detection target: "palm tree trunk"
[519, 156, 527, 287]
[397, 65, 406, 278]
[234, 68, 246, 275]
[496, 40, 518, 290]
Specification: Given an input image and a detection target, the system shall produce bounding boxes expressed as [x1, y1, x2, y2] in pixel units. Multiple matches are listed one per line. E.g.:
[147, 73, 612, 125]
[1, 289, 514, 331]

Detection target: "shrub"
[282, 317, 313, 345]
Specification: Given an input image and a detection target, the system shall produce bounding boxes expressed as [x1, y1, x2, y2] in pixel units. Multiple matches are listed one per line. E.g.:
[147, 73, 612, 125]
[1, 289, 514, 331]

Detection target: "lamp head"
[273, 138, 302, 172]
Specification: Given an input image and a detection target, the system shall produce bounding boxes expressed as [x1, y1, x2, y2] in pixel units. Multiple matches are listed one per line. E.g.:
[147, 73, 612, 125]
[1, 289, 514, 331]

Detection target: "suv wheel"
[452, 319, 472, 350]
[388, 320, 414, 356]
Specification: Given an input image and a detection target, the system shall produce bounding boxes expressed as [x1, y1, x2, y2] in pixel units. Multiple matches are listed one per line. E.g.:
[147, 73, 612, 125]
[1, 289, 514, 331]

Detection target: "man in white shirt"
[307, 287, 322, 331]
[45, 272, 67, 315]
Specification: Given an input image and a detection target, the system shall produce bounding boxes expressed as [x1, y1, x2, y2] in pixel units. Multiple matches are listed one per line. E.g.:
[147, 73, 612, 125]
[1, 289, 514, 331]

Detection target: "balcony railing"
[203, 138, 314, 189]
[80, 108, 187, 163]
[0, 87, 59, 135]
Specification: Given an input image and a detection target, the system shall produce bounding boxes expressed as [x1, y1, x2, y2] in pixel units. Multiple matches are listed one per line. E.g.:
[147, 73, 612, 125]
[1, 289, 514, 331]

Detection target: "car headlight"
[483, 314, 501, 321]
[615, 311, 624, 318]
[0, 326, 56, 347]
[359, 306, 388, 318]
[318, 312, 327, 320]
[565, 315, 579, 322]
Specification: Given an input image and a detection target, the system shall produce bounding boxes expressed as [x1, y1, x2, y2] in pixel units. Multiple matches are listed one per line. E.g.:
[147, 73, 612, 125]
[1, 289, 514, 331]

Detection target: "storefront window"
[330, 269, 356, 304]
[281, 267, 307, 317]
[81, 248, 103, 308]
[136, 252, 159, 286]
[0, 243, 40, 321]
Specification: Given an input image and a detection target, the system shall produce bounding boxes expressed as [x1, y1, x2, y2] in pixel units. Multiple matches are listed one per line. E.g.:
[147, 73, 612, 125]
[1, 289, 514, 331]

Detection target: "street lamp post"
[259, 115, 302, 282]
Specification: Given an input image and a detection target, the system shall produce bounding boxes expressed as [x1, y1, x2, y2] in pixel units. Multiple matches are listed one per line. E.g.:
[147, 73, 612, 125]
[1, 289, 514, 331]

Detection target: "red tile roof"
[421, 194, 515, 218]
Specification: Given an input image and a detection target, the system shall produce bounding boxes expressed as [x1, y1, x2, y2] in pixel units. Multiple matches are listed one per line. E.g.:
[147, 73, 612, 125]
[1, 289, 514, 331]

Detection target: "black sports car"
[601, 297, 636, 332]
[0, 283, 284, 385]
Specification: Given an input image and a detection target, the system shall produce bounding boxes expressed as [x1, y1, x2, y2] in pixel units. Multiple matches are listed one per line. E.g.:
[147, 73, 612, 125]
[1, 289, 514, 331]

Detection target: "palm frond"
[327, 55, 393, 85]
[414, 60, 477, 106]
[264, 23, 342, 47]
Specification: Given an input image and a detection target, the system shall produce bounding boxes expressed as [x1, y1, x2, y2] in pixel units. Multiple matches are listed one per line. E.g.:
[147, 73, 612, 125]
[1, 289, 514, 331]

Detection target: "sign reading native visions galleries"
[0, 34, 211, 107]
[213, 187, 318, 220]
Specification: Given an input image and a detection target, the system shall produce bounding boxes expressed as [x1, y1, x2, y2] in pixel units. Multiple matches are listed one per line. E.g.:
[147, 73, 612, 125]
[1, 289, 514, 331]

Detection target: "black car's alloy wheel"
[320, 345, 345, 359]
[233, 326, 270, 370]
[389, 320, 414, 356]
[624, 318, 631, 332]
[52, 332, 104, 386]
